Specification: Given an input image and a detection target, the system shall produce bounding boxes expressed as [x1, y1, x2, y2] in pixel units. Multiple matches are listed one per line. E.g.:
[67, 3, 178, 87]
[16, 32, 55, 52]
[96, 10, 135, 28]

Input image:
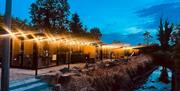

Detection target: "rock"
[81, 69, 89, 73]
[62, 72, 77, 77]
[151, 80, 155, 83]
[72, 66, 81, 71]
[54, 84, 63, 91]
[71, 67, 81, 76]
[88, 67, 95, 71]
[149, 86, 156, 89]
[105, 63, 110, 67]
[60, 67, 70, 73]
[41, 71, 62, 85]
[59, 72, 75, 84]
[80, 87, 96, 91]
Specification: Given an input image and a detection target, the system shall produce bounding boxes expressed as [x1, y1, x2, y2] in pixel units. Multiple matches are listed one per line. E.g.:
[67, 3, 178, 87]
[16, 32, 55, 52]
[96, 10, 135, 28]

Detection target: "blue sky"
[0, 0, 180, 35]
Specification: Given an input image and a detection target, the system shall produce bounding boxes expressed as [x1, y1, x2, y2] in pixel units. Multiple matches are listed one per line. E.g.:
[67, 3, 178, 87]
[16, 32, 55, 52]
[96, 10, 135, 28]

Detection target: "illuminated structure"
[0, 26, 141, 69]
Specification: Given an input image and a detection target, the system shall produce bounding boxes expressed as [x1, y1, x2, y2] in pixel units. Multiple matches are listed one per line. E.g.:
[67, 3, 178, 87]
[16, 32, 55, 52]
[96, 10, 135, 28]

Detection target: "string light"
[0, 26, 143, 51]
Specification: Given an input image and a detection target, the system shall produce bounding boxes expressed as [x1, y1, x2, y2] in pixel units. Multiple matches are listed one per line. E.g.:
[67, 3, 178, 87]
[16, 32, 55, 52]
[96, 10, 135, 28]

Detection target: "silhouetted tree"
[83, 25, 88, 33]
[172, 25, 180, 45]
[172, 25, 180, 91]
[157, 18, 174, 50]
[30, 0, 70, 33]
[143, 31, 152, 45]
[157, 18, 174, 83]
[70, 13, 84, 33]
[90, 27, 102, 40]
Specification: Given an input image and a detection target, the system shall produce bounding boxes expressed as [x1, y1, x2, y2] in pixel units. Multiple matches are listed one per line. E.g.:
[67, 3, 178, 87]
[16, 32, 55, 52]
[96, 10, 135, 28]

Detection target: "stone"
[88, 66, 95, 71]
[80, 87, 96, 91]
[81, 69, 89, 73]
[105, 63, 110, 67]
[41, 71, 62, 85]
[60, 67, 70, 73]
[72, 66, 81, 71]
[59, 72, 75, 84]
[54, 84, 63, 91]
[149, 86, 156, 89]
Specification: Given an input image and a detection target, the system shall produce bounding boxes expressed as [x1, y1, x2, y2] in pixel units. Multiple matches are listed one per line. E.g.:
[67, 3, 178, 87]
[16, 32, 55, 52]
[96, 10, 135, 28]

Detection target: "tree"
[30, 0, 70, 33]
[157, 18, 174, 83]
[171, 25, 180, 45]
[143, 31, 152, 45]
[157, 18, 174, 50]
[90, 27, 102, 40]
[70, 13, 84, 33]
[172, 25, 180, 91]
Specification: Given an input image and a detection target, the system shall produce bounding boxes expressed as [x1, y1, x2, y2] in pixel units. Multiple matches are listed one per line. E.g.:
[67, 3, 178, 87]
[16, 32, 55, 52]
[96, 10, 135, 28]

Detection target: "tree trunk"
[174, 58, 180, 91]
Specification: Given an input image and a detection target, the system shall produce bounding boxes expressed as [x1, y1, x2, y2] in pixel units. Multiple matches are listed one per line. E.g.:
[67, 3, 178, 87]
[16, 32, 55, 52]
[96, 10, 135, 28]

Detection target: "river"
[135, 66, 172, 91]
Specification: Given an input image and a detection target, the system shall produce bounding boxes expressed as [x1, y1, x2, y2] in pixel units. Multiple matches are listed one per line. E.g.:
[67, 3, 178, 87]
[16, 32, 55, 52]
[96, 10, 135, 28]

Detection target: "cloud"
[135, 2, 180, 29]
[125, 27, 143, 34]
[125, 26, 157, 34]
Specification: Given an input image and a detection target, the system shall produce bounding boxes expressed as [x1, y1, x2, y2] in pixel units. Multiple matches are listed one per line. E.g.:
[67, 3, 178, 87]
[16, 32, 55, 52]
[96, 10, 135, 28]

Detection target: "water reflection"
[135, 66, 172, 91]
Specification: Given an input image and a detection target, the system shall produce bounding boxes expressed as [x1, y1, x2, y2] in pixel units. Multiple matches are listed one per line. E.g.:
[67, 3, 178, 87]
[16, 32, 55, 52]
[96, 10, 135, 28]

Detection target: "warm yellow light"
[16, 28, 28, 39]
[31, 34, 38, 41]
[122, 47, 133, 50]
[2, 26, 16, 38]
[0, 32, 20, 37]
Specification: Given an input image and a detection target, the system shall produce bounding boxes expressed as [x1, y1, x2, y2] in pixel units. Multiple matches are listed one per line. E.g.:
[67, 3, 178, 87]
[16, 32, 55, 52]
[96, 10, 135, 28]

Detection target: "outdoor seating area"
[0, 26, 141, 69]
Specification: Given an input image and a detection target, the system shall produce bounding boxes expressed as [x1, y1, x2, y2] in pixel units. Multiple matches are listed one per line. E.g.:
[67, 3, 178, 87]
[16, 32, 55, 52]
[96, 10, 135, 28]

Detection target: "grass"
[62, 55, 154, 91]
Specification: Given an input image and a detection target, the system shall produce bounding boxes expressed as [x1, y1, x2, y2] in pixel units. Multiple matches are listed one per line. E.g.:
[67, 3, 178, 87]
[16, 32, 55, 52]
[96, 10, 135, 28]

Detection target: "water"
[9, 77, 53, 91]
[135, 66, 172, 91]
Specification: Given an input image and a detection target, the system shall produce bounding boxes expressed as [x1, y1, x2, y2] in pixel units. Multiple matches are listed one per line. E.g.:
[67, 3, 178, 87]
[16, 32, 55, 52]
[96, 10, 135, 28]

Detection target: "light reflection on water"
[135, 66, 172, 91]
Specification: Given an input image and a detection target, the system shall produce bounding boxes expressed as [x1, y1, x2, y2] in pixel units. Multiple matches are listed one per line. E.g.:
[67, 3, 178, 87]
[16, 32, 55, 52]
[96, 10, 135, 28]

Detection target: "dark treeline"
[156, 18, 180, 53]
[30, 0, 102, 40]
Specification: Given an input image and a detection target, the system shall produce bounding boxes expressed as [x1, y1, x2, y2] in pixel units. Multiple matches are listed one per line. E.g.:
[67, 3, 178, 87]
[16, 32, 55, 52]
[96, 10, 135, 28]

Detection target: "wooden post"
[100, 45, 103, 61]
[33, 41, 38, 76]
[174, 58, 180, 91]
[1, 0, 12, 91]
[67, 37, 72, 71]
[10, 38, 12, 66]
[56, 42, 60, 65]
[68, 46, 71, 70]
[20, 38, 24, 67]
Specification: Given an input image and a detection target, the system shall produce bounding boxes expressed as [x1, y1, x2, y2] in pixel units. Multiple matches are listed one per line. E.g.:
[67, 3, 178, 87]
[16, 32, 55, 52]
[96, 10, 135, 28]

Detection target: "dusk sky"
[0, 0, 180, 44]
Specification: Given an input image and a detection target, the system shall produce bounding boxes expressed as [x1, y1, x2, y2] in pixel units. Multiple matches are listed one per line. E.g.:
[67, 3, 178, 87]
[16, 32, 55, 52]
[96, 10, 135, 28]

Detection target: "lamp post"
[1, 0, 12, 91]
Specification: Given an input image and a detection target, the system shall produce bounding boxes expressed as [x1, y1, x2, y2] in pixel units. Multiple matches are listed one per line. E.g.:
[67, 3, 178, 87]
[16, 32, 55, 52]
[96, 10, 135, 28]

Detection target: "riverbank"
[39, 55, 156, 91]
[135, 66, 172, 91]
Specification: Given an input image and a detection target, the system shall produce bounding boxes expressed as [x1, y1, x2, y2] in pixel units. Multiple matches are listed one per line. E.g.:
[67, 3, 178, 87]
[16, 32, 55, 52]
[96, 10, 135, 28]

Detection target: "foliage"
[171, 25, 180, 45]
[174, 43, 180, 56]
[143, 31, 152, 45]
[70, 13, 85, 33]
[90, 27, 102, 40]
[0, 15, 34, 31]
[30, 0, 70, 33]
[173, 25, 180, 59]
[1, 0, 103, 42]
[157, 18, 174, 50]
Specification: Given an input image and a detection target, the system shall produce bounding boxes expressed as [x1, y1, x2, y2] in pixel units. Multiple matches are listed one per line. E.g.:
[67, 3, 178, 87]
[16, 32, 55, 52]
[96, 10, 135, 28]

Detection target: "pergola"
[0, 26, 100, 70]
[0, 25, 143, 71]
